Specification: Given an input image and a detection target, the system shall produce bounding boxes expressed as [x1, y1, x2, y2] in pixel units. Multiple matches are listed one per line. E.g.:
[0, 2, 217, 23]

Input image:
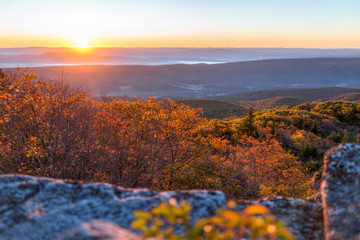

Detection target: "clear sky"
[1, 0, 359, 48]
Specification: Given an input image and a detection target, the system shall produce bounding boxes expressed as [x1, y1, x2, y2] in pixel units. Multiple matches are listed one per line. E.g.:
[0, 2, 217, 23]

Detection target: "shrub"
[132, 199, 294, 240]
[313, 101, 360, 123]
[224, 137, 309, 199]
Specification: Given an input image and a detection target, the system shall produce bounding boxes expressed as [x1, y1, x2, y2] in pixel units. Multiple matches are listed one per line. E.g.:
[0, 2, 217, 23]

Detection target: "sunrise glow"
[73, 38, 90, 49]
[0, 0, 360, 48]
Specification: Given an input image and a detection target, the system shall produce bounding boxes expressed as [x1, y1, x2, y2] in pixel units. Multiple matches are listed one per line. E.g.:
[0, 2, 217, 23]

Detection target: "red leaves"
[0, 68, 309, 199]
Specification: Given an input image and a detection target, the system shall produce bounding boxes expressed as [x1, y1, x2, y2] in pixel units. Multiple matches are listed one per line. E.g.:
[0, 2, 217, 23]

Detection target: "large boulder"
[0, 175, 225, 240]
[237, 197, 324, 240]
[321, 143, 360, 240]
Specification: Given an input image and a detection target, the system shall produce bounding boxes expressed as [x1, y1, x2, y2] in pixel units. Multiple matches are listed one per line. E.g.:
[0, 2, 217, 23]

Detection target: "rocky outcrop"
[1, 143, 360, 240]
[237, 197, 324, 240]
[0, 175, 325, 240]
[321, 143, 360, 240]
[0, 175, 225, 240]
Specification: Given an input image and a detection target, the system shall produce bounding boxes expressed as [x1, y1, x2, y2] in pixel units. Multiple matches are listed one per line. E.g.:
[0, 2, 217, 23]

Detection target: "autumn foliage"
[132, 200, 294, 240]
[0, 69, 309, 199]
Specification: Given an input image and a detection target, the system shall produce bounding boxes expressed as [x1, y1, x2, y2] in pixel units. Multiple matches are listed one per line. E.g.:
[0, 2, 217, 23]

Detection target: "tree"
[269, 120, 276, 135]
[314, 101, 360, 123]
[237, 108, 259, 138]
[0, 68, 311, 200]
[222, 137, 309, 199]
[311, 119, 319, 135]
[0, 68, 102, 180]
[327, 133, 334, 141]
[341, 131, 350, 143]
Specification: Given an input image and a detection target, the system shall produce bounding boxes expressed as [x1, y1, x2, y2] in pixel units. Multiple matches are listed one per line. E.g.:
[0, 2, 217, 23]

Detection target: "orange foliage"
[224, 137, 309, 199]
[0, 69, 309, 199]
[0, 68, 100, 180]
[95, 97, 210, 189]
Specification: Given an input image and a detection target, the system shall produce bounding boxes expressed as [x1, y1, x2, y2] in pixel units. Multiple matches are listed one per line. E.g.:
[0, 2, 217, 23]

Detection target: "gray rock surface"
[321, 143, 360, 240]
[59, 220, 144, 240]
[237, 197, 324, 240]
[0, 175, 225, 240]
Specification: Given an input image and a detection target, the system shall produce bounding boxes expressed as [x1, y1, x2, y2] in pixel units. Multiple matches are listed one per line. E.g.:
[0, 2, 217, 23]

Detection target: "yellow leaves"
[226, 200, 237, 209]
[222, 210, 241, 220]
[244, 205, 268, 215]
[132, 201, 295, 240]
[267, 224, 277, 234]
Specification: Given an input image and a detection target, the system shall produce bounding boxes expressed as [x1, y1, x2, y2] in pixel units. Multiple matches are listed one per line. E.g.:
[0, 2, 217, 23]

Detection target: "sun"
[73, 38, 91, 49]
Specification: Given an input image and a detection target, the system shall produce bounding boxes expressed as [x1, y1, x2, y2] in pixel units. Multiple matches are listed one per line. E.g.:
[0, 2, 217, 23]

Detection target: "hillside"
[4, 58, 360, 97]
[322, 92, 360, 102]
[213, 86, 360, 102]
[177, 99, 247, 119]
[3, 69, 360, 205]
[237, 96, 307, 111]
[179, 87, 360, 118]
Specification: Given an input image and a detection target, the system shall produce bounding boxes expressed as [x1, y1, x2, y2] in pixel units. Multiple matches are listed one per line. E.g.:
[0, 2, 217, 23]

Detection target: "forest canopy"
[5, 68, 355, 199]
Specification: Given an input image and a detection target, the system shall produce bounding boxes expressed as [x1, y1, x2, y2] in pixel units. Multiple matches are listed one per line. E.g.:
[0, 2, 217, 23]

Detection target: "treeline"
[211, 100, 360, 173]
[0, 69, 312, 199]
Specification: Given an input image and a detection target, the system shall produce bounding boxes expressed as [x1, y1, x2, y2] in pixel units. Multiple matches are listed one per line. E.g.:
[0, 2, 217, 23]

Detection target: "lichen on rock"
[322, 143, 360, 240]
[0, 175, 225, 240]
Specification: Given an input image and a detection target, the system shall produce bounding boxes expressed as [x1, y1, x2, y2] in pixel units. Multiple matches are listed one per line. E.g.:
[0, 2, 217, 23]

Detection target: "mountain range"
[4, 57, 360, 98]
[2, 47, 360, 67]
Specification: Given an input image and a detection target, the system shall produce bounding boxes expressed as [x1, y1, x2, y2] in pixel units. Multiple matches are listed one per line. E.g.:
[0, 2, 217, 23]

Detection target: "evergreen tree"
[311, 119, 319, 135]
[335, 133, 342, 142]
[327, 133, 334, 141]
[238, 107, 259, 138]
[269, 120, 276, 135]
[213, 120, 220, 134]
[300, 142, 319, 160]
[341, 133, 350, 143]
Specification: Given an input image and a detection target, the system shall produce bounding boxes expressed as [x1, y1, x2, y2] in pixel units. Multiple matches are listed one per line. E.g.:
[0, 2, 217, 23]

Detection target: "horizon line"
[1, 46, 360, 50]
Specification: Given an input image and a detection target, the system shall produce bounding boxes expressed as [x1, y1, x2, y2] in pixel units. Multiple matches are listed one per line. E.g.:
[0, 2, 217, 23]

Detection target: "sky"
[1, 0, 360, 48]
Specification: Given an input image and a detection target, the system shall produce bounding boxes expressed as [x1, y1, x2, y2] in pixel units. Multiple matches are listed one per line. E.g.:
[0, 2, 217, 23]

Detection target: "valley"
[4, 57, 360, 98]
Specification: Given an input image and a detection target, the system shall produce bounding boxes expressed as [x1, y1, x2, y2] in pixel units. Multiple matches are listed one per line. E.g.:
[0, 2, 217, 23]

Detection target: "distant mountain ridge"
[4, 57, 360, 97]
[2, 47, 360, 67]
[212, 86, 360, 102]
